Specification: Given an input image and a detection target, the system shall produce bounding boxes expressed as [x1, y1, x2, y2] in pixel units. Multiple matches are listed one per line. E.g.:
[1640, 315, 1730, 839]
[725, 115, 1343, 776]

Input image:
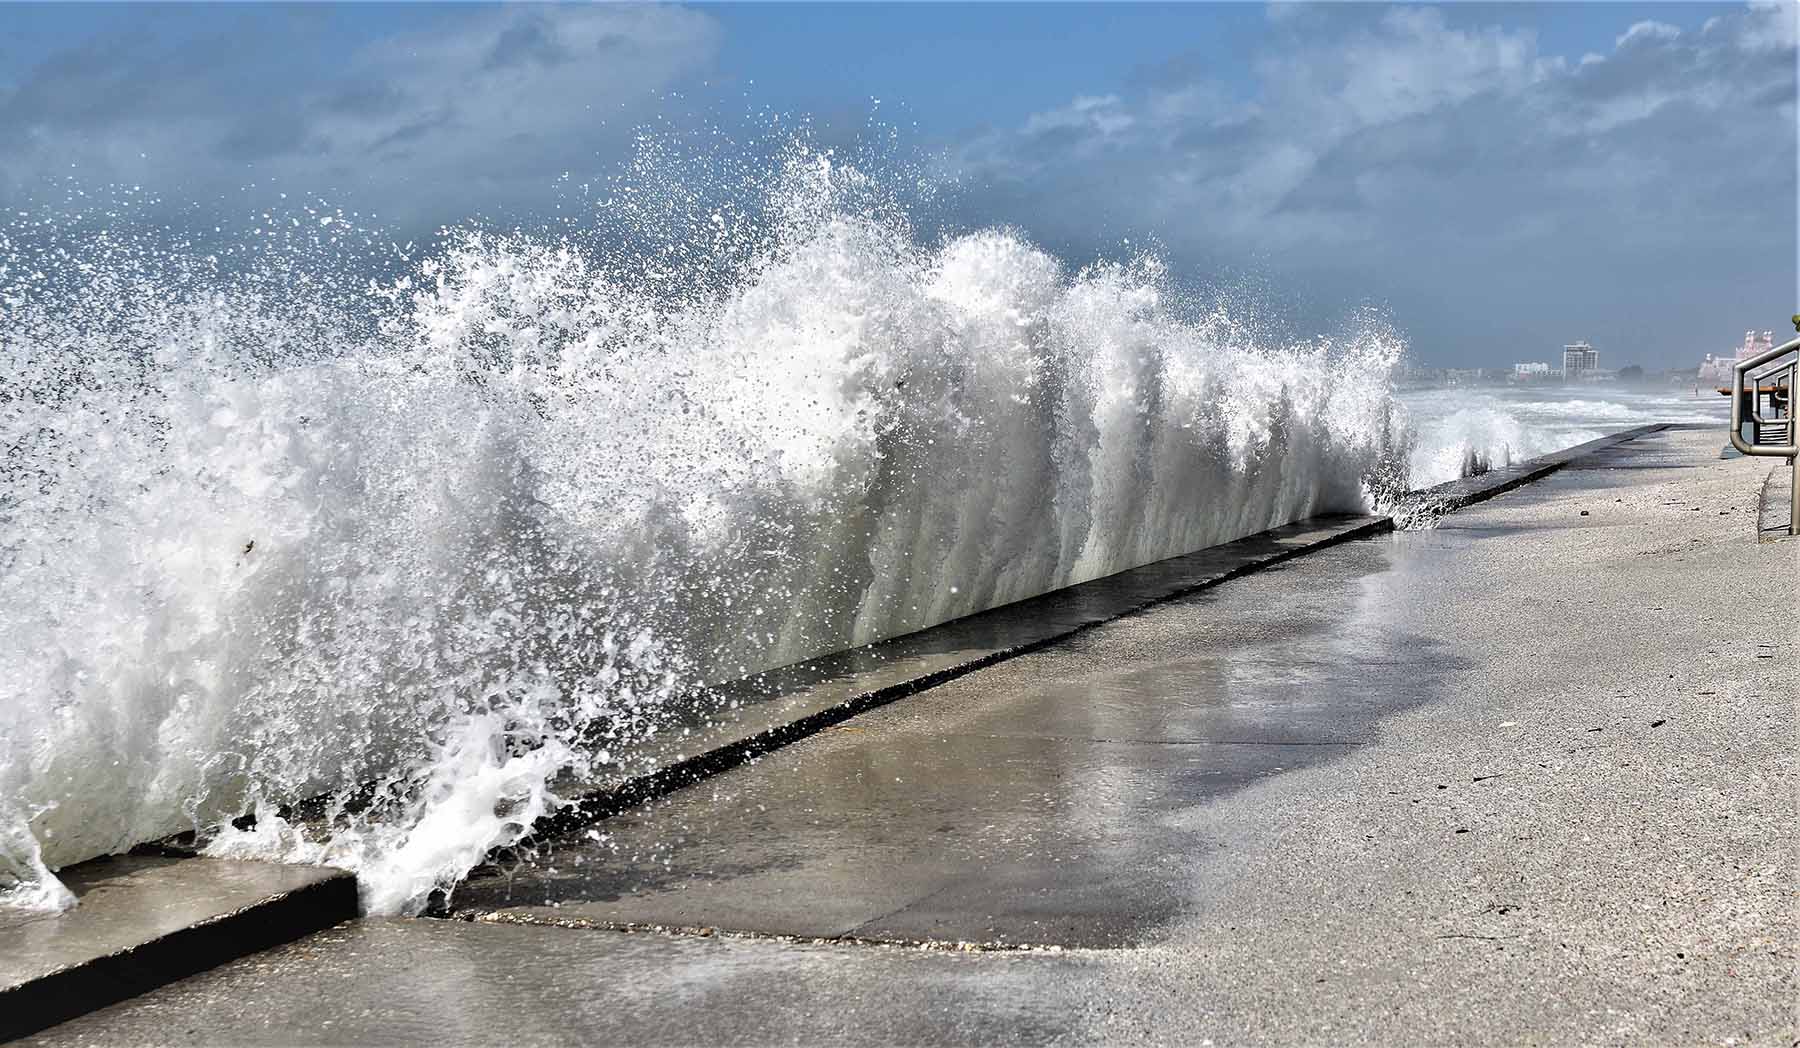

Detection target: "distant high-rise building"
[1563, 341, 1599, 379]
[1514, 361, 1551, 375]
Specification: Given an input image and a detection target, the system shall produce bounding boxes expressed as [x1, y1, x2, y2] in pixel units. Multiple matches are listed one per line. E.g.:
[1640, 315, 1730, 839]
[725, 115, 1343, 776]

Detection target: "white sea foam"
[0, 146, 1418, 914]
[9, 142, 1714, 917]
[1400, 387, 1726, 488]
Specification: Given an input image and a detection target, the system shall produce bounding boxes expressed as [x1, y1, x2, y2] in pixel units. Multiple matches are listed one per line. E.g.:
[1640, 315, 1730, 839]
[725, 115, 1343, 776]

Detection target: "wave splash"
[1400, 388, 1726, 489]
[0, 145, 1407, 914]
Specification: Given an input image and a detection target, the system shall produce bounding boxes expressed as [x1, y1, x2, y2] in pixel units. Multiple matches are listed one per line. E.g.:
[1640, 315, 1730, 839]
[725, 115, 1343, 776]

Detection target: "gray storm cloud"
[0, 5, 722, 225]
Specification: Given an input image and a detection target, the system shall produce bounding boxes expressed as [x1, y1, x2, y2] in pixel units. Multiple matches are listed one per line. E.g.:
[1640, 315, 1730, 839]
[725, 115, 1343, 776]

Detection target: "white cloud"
[1615, 20, 1681, 49]
[1022, 95, 1136, 138]
[1731, 1, 1800, 51]
[0, 6, 723, 222]
[948, 3, 1795, 365]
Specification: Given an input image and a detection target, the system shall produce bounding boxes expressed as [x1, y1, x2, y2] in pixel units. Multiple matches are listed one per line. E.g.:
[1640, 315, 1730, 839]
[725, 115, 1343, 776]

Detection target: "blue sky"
[1, 2, 1795, 367]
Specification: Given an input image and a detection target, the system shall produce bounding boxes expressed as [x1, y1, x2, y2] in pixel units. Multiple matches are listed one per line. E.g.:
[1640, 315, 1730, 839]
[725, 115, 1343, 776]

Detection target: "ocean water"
[0, 143, 1728, 916]
[1400, 385, 1727, 488]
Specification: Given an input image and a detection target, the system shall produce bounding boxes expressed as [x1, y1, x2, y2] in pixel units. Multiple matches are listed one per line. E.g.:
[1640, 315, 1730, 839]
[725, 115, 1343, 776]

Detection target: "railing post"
[1729, 335, 1800, 537]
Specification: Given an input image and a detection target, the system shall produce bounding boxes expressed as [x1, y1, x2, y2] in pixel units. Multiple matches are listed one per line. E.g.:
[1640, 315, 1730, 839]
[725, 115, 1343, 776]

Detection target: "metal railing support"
[1729, 334, 1800, 535]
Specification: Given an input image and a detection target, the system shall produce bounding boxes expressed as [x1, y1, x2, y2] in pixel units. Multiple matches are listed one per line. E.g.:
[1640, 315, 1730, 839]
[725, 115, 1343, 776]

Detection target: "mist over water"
[1401, 386, 1727, 487]
[3, 135, 1696, 916]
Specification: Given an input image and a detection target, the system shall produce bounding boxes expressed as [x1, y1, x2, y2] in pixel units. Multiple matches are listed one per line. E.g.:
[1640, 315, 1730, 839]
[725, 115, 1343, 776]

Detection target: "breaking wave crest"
[1400, 388, 1725, 488]
[1, 144, 1408, 914]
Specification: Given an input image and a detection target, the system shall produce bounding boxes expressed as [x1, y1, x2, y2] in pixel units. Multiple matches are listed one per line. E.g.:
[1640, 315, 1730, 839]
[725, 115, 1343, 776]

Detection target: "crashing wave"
[0, 144, 1409, 914]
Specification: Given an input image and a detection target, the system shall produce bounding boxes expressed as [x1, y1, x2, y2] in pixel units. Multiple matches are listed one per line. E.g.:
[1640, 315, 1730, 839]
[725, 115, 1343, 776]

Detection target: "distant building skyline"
[1737, 330, 1778, 362]
[1698, 329, 1781, 386]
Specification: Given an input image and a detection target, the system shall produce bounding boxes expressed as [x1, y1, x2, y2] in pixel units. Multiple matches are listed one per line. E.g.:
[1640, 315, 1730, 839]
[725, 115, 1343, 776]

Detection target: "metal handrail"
[1729, 334, 1799, 535]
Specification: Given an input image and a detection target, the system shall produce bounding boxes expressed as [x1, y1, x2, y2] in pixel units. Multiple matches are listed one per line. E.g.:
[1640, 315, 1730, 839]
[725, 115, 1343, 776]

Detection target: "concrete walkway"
[25, 427, 1796, 1046]
[0, 857, 354, 1041]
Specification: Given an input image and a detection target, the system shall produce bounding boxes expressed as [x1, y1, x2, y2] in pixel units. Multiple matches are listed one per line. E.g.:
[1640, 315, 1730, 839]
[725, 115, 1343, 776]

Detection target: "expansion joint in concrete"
[452, 910, 1069, 955]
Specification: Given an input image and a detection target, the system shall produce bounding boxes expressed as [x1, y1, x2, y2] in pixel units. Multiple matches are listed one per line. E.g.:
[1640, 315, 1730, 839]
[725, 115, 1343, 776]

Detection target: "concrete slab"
[468, 734, 1365, 945]
[17, 918, 1110, 1048]
[0, 856, 356, 1041]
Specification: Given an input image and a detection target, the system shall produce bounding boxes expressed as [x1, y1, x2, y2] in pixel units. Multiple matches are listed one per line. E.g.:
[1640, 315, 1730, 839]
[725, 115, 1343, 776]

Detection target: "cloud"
[1615, 20, 1681, 50]
[0, 2, 1790, 366]
[0, 5, 722, 224]
[947, 3, 1797, 364]
[1022, 95, 1136, 139]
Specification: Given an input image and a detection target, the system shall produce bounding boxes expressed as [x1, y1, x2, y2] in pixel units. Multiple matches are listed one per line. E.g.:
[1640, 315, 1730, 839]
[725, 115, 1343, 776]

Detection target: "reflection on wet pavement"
[454, 533, 1479, 948]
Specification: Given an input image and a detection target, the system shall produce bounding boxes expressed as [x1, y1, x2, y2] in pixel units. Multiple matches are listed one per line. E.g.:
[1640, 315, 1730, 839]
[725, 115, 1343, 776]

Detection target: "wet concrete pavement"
[0, 857, 355, 1040]
[452, 537, 1460, 948]
[555, 512, 1393, 828]
[22, 917, 1113, 1047]
[25, 427, 1797, 1046]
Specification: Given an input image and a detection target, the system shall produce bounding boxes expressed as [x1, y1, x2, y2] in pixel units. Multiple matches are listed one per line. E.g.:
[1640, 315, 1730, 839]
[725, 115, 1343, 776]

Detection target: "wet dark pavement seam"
[460, 910, 1068, 954]
[959, 733, 1359, 747]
